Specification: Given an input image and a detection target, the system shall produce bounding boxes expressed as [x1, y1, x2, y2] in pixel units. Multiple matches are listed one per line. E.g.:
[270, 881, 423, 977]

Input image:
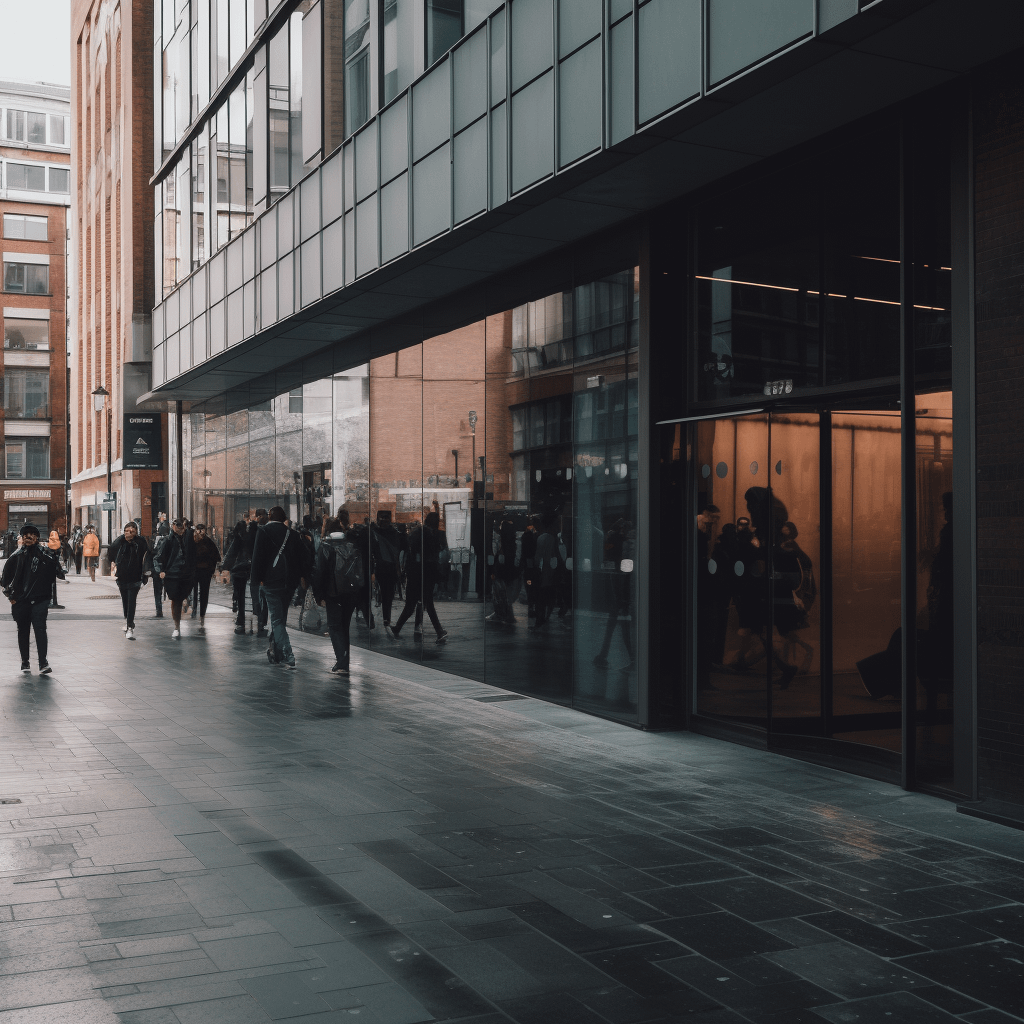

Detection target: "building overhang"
[150, 0, 1023, 408]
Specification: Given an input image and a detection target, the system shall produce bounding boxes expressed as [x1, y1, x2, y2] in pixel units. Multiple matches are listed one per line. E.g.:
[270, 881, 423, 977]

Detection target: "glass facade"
[182, 266, 640, 719]
[685, 107, 956, 789]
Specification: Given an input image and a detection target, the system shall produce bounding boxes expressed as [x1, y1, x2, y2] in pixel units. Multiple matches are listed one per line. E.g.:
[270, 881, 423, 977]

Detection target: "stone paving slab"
[0, 568, 1022, 1023]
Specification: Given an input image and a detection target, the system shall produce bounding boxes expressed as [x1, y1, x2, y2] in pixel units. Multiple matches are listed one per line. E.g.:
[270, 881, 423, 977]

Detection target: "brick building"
[0, 80, 71, 540]
[69, 0, 166, 549]
[144, 2, 1024, 822]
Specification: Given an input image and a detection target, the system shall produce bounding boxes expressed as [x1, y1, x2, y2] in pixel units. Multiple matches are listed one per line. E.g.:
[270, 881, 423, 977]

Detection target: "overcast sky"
[0, 0, 71, 87]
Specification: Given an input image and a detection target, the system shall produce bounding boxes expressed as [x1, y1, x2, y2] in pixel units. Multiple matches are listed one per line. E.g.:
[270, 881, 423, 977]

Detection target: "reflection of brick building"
[0, 80, 71, 536]
[69, 1, 166, 545]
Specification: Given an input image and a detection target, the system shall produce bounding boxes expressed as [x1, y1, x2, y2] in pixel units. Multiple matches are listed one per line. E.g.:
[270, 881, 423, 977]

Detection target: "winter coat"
[1, 543, 65, 604]
[109, 534, 152, 585]
[82, 532, 100, 557]
[250, 522, 306, 590]
[194, 536, 221, 575]
[153, 530, 196, 579]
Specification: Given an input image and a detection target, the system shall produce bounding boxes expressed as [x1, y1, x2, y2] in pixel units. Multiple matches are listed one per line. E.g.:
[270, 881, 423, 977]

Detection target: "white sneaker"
[126, 628, 135, 640]
[171, 628, 180, 639]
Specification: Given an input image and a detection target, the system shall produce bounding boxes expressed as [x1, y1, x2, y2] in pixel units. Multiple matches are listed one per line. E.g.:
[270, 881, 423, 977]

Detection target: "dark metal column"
[900, 119, 918, 790]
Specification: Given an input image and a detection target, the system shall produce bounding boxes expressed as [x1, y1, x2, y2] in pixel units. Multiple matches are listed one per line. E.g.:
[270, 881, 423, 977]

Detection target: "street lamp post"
[92, 386, 111, 556]
[468, 410, 477, 507]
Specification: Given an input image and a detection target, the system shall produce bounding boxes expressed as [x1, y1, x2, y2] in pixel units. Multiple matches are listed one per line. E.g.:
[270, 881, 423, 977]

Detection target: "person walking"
[392, 511, 447, 644]
[82, 525, 100, 581]
[152, 518, 196, 638]
[46, 530, 65, 608]
[109, 522, 151, 640]
[250, 506, 304, 668]
[189, 524, 221, 632]
[370, 510, 401, 636]
[71, 526, 83, 574]
[223, 519, 255, 634]
[150, 531, 167, 618]
[313, 516, 364, 675]
[250, 509, 271, 637]
[1, 523, 65, 674]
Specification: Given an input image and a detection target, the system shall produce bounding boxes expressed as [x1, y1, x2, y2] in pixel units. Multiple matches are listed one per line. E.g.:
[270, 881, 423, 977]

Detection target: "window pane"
[27, 438, 49, 478]
[2, 214, 25, 238]
[6, 109, 25, 141]
[5, 442, 25, 478]
[4, 262, 25, 291]
[3, 369, 50, 418]
[427, 0, 463, 66]
[27, 112, 46, 144]
[48, 167, 70, 193]
[4, 318, 50, 350]
[49, 114, 66, 145]
[6, 163, 46, 191]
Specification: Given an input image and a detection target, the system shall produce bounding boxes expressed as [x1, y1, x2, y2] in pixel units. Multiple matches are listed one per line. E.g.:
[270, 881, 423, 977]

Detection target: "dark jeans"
[376, 566, 398, 624]
[153, 575, 164, 615]
[13, 598, 48, 665]
[251, 580, 268, 631]
[394, 575, 442, 636]
[191, 572, 213, 617]
[118, 581, 142, 628]
[262, 586, 293, 662]
[232, 574, 248, 627]
[325, 597, 357, 669]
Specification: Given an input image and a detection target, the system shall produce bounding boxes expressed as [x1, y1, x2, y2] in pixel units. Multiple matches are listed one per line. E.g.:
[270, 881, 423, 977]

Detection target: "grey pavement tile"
[239, 973, 332, 1019]
[199, 933, 316, 972]
[813, 989, 964, 1022]
[0, 997, 122, 1023]
[169, 994, 272, 1024]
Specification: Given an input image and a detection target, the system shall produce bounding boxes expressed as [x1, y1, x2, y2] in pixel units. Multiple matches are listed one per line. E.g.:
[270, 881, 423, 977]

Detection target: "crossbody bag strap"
[271, 529, 290, 568]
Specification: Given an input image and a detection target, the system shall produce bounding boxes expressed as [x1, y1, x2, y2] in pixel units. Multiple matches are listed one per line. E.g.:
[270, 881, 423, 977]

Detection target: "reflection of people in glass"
[921, 490, 953, 713]
[696, 504, 722, 684]
[370, 510, 402, 636]
[392, 511, 448, 644]
[774, 521, 815, 677]
[486, 518, 520, 624]
[532, 515, 558, 629]
[593, 519, 634, 669]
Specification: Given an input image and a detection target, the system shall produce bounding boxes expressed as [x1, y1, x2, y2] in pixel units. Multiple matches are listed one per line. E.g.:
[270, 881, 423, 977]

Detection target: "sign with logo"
[123, 413, 163, 470]
[96, 491, 117, 511]
[4, 489, 51, 500]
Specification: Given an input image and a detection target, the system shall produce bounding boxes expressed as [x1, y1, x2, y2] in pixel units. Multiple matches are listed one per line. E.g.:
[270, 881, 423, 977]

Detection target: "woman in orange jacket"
[82, 526, 100, 581]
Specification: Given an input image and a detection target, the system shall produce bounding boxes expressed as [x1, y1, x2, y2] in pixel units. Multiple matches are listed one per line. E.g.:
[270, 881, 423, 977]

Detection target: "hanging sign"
[123, 414, 163, 470]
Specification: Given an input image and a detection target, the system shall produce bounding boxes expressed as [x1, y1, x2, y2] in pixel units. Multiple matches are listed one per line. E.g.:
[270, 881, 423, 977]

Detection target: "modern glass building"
[144, 0, 1024, 820]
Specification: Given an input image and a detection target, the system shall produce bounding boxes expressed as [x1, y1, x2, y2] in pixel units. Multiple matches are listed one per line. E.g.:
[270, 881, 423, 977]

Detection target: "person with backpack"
[152, 518, 196, 639]
[82, 525, 100, 581]
[108, 521, 151, 640]
[249, 505, 305, 668]
[2, 523, 65, 674]
[313, 515, 365, 675]
[370, 510, 401, 636]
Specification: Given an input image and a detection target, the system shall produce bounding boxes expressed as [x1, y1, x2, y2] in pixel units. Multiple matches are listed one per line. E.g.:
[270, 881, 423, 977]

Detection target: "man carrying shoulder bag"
[250, 506, 305, 669]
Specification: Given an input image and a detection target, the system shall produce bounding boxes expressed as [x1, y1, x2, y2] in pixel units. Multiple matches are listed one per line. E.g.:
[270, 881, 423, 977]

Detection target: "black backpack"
[332, 537, 364, 596]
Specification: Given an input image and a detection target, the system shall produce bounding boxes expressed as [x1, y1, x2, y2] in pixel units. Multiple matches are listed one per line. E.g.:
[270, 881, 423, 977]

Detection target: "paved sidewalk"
[1, 570, 1023, 1024]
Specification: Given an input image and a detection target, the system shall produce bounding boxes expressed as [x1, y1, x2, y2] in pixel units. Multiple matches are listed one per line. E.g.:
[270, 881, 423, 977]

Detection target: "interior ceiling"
[151, 0, 1023, 412]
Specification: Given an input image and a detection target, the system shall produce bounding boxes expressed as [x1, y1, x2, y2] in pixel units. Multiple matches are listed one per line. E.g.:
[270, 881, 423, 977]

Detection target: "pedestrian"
[108, 521, 151, 640]
[222, 519, 255, 634]
[46, 530, 65, 608]
[152, 518, 196, 638]
[370, 510, 401, 636]
[189, 523, 221, 632]
[1, 523, 65, 675]
[151, 531, 167, 617]
[250, 509, 270, 637]
[249, 505, 305, 669]
[313, 516, 364, 675]
[156, 512, 169, 537]
[392, 511, 447, 644]
[82, 525, 100, 581]
[71, 525, 83, 574]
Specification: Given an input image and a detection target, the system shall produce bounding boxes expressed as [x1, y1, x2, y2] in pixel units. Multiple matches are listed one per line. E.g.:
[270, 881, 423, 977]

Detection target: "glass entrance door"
[693, 405, 919, 763]
[694, 412, 820, 731]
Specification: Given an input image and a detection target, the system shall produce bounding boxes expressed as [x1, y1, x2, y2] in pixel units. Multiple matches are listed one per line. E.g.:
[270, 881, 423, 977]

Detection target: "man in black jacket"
[153, 518, 196, 639]
[250, 505, 305, 669]
[1, 523, 65, 674]
[223, 518, 255, 634]
[109, 522, 150, 640]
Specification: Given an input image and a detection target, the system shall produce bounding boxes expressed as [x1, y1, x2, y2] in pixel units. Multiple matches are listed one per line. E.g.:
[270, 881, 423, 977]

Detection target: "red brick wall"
[974, 53, 1024, 806]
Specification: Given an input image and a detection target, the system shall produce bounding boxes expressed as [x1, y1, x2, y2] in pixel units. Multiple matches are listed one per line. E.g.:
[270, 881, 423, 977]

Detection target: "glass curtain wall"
[185, 266, 640, 720]
[688, 105, 955, 782]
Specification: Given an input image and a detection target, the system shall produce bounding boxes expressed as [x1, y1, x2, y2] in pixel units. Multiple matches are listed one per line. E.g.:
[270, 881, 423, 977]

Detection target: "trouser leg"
[13, 602, 32, 663]
[263, 588, 292, 661]
[197, 573, 212, 618]
[119, 583, 131, 622]
[232, 576, 247, 626]
[153, 576, 163, 614]
[30, 601, 48, 664]
[422, 592, 442, 635]
[326, 600, 355, 668]
[394, 587, 419, 632]
[125, 584, 140, 629]
[378, 569, 397, 623]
